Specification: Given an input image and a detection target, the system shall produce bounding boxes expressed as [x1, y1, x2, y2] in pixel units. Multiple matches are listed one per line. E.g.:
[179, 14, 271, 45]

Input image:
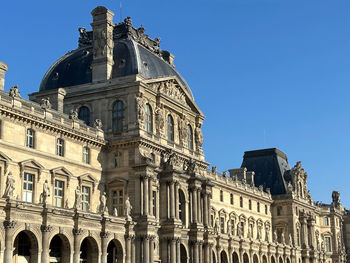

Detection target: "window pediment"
[0, 151, 12, 174]
[50, 167, 73, 186]
[19, 159, 44, 181]
[78, 173, 97, 192]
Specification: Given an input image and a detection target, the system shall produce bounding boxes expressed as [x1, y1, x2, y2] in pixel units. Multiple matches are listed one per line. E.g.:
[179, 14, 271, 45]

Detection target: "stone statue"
[289, 234, 293, 246]
[69, 109, 78, 120]
[227, 220, 232, 235]
[113, 208, 118, 216]
[332, 191, 341, 207]
[212, 166, 217, 174]
[40, 97, 51, 110]
[94, 119, 103, 130]
[136, 94, 145, 125]
[222, 171, 227, 177]
[177, 115, 186, 145]
[65, 199, 70, 209]
[155, 105, 164, 133]
[214, 217, 220, 234]
[125, 197, 132, 220]
[195, 123, 203, 150]
[237, 223, 243, 237]
[74, 186, 81, 209]
[3, 171, 15, 198]
[287, 182, 293, 193]
[40, 180, 51, 204]
[265, 229, 270, 242]
[9, 85, 20, 98]
[257, 226, 262, 240]
[273, 230, 278, 242]
[281, 232, 285, 244]
[100, 192, 108, 214]
[78, 27, 91, 47]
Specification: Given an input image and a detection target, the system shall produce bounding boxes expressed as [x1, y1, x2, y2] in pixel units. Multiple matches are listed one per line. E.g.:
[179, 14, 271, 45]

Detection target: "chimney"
[0, 62, 8, 91]
[90, 6, 115, 82]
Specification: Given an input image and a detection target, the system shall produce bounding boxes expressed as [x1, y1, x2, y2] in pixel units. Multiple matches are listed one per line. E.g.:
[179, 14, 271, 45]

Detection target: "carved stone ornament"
[3, 220, 16, 229]
[195, 123, 203, 150]
[93, 28, 113, 58]
[100, 192, 108, 214]
[74, 186, 81, 209]
[185, 158, 197, 175]
[94, 119, 103, 130]
[135, 93, 145, 126]
[39, 179, 51, 204]
[332, 191, 341, 207]
[162, 150, 181, 170]
[9, 85, 20, 98]
[40, 97, 51, 110]
[73, 228, 84, 236]
[41, 225, 53, 232]
[177, 115, 187, 145]
[100, 231, 110, 239]
[78, 27, 92, 47]
[69, 109, 78, 120]
[125, 197, 132, 220]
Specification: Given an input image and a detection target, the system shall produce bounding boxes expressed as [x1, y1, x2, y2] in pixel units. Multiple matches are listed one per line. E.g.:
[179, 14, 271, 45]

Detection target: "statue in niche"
[3, 171, 15, 198]
[74, 186, 81, 209]
[40, 180, 51, 204]
[265, 228, 270, 242]
[177, 115, 186, 145]
[100, 192, 108, 214]
[136, 94, 145, 125]
[125, 197, 132, 220]
[281, 232, 285, 244]
[273, 230, 278, 242]
[214, 217, 220, 234]
[227, 220, 232, 235]
[289, 234, 293, 246]
[155, 104, 164, 133]
[195, 123, 203, 150]
[237, 223, 243, 237]
[287, 181, 293, 193]
[257, 226, 262, 240]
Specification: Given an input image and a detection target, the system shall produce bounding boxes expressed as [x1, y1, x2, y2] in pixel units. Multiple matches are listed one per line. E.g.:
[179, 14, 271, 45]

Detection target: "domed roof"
[40, 18, 193, 99]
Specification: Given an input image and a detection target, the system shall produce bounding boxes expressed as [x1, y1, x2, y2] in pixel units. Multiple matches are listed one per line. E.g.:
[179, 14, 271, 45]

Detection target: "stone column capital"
[41, 225, 53, 233]
[73, 228, 84, 236]
[3, 220, 16, 229]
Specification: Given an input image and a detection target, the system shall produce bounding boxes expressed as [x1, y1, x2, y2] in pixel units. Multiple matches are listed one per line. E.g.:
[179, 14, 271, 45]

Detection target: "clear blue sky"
[1, 1, 349, 208]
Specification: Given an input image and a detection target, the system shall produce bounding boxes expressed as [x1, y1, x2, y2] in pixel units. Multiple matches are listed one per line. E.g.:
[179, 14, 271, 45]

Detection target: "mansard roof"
[40, 17, 193, 100]
[241, 148, 290, 195]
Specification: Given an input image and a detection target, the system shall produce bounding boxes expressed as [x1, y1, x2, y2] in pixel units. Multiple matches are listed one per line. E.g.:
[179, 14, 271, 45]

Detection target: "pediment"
[78, 173, 97, 192]
[19, 159, 44, 170]
[0, 151, 12, 162]
[229, 211, 237, 219]
[218, 208, 227, 216]
[50, 167, 73, 185]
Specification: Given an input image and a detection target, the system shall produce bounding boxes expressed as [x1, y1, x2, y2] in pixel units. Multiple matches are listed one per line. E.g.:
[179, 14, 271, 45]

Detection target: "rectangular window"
[23, 173, 34, 202]
[324, 217, 329, 226]
[112, 189, 124, 216]
[265, 205, 268, 215]
[231, 220, 235, 235]
[81, 186, 90, 211]
[26, 129, 34, 148]
[325, 236, 331, 252]
[257, 202, 260, 212]
[230, 193, 233, 205]
[152, 190, 156, 217]
[220, 217, 225, 234]
[56, 138, 64, 156]
[54, 180, 64, 207]
[220, 190, 223, 202]
[249, 200, 252, 210]
[83, 147, 90, 164]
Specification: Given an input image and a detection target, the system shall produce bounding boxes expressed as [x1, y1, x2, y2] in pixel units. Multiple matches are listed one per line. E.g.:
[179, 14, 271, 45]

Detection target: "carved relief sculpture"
[195, 123, 203, 151]
[136, 94, 145, 126]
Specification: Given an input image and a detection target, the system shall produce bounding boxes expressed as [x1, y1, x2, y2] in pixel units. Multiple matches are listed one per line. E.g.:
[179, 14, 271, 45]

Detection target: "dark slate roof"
[39, 19, 193, 100]
[241, 148, 290, 195]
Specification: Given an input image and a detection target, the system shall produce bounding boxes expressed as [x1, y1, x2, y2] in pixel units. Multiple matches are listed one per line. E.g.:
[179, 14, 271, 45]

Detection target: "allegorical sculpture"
[100, 192, 108, 214]
[3, 172, 15, 199]
[74, 186, 81, 209]
[40, 180, 51, 204]
[125, 197, 132, 220]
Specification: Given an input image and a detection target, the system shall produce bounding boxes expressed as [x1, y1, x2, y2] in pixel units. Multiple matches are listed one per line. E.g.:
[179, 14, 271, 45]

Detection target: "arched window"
[167, 115, 174, 142]
[145, 104, 153, 133]
[78, 106, 91, 126]
[112, 101, 125, 134]
[187, 124, 193, 150]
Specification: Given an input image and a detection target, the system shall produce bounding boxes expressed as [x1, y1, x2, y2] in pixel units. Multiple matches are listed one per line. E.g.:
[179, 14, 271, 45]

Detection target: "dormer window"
[112, 100, 125, 134]
[78, 106, 91, 126]
[56, 138, 64, 157]
[26, 129, 35, 148]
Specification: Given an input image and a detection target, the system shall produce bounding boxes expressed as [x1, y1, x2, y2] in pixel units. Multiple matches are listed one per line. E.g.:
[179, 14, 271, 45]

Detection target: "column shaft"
[170, 182, 175, 219]
[4, 227, 13, 263]
[176, 240, 180, 263]
[170, 240, 176, 263]
[150, 238, 154, 263]
[192, 188, 198, 223]
[193, 243, 199, 263]
[131, 238, 136, 263]
[144, 237, 149, 263]
[197, 189, 201, 223]
[125, 237, 131, 263]
[144, 177, 149, 216]
[149, 178, 153, 216]
[101, 237, 107, 263]
[175, 183, 179, 220]
[41, 230, 50, 263]
[73, 234, 80, 263]
[203, 194, 208, 226]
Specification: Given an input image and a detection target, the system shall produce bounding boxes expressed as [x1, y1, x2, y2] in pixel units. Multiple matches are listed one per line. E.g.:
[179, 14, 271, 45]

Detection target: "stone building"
[0, 5, 349, 263]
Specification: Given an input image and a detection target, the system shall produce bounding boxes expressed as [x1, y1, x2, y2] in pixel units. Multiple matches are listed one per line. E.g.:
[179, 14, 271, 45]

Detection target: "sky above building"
[1, 0, 349, 208]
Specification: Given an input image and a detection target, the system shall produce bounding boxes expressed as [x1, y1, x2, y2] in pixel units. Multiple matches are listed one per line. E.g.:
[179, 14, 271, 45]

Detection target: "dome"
[40, 18, 194, 100]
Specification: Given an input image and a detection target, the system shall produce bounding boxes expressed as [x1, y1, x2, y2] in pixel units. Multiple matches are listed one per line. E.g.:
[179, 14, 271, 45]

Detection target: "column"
[41, 225, 52, 263]
[149, 177, 153, 216]
[204, 243, 210, 263]
[125, 235, 132, 263]
[150, 236, 155, 263]
[193, 241, 199, 263]
[170, 238, 177, 263]
[208, 194, 212, 226]
[192, 187, 198, 224]
[4, 220, 15, 263]
[203, 193, 208, 226]
[141, 177, 144, 216]
[176, 239, 181, 263]
[309, 218, 316, 249]
[73, 229, 82, 263]
[301, 216, 308, 248]
[170, 182, 175, 219]
[197, 189, 201, 223]
[101, 232, 108, 263]
[175, 182, 179, 220]
[144, 236, 150, 263]
[131, 236, 136, 263]
[199, 242, 203, 263]
[143, 176, 149, 216]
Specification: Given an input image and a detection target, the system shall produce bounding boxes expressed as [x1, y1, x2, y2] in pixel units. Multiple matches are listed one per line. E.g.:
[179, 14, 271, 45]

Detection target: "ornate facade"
[0, 6, 349, 263]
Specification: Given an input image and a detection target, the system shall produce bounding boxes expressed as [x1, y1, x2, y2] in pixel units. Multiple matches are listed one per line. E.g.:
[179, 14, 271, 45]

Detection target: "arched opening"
[271, 256, 276, 263]
[179, 189, 186, 226]
[220, 250, 228, 263]
[78, 106, 91, 126]
[49, 234, 71, 262]
[212, 250, 217, 263]
[112, 100, 125, 134]
[287, 258, 291, 263]
[279, 257, 284, 263]
[80, 237, 99, 263]
[232, 252, 240, 263]
[253, 254, 259, 263]
[107, 239, 123, 263]
[243, 253, 250, 263]
[145, 103, 153, 133]
[13, 230, 39, 263]
[262, 255, 268, 263]
[180, 244, 187, 263]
